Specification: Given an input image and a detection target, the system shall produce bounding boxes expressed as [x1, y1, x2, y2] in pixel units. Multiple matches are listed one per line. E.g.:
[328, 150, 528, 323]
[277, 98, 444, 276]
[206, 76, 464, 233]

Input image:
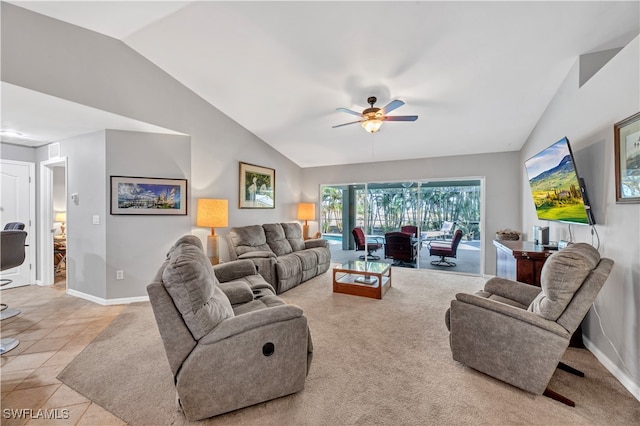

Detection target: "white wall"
[105, 130, 191, 299]
[0, 143, 36, 163]
[42, 131, 108, 299]
[1, 3, 304, 292]
[520, 37, 640, 399]
[303, 151, 522, 275]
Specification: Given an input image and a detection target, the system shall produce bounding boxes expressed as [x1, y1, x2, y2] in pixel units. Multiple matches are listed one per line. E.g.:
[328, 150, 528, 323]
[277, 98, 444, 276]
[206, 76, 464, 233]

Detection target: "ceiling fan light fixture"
[333, 96, 417, 132]
[362, 119, 383, 133]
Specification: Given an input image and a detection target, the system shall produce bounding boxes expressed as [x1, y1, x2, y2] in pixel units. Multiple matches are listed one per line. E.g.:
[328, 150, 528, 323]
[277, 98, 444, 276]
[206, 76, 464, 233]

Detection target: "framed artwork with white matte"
[239, 162, 275, 209]
[614, 112, 640, 203]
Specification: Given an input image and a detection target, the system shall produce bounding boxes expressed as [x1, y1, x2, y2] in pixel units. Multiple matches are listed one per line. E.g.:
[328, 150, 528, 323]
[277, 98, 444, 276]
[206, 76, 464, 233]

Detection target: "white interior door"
[1, 159, 36, 288]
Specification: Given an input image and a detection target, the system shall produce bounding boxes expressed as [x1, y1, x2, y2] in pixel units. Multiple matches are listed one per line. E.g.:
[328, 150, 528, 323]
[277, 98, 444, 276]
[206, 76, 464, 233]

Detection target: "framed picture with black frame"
[614, 112, 640, 203]
[110, 176, 188, 215]
[239, 162, 275, 209]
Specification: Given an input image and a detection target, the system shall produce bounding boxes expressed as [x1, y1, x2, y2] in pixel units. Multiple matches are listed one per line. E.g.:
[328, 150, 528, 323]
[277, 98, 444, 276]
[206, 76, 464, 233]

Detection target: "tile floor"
[1, 277, 127, 425]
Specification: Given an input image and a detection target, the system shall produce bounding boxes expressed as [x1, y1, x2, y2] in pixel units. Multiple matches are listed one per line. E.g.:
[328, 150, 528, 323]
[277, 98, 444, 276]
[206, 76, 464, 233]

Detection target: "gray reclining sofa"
[147, 235, 313, 421]
[227, 222, 331, 294]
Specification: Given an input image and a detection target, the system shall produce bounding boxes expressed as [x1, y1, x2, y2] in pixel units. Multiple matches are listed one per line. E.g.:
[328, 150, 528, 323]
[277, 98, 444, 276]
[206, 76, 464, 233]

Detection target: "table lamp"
[55, 211, 66, 236]
[297, 202, 315, 240]
[196, 199, 228, 265]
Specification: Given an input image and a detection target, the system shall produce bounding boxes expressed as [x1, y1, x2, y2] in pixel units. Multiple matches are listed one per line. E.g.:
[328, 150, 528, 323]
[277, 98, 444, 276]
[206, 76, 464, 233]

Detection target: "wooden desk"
[493, 240, 553, 287]
[493, 239, 583, 348]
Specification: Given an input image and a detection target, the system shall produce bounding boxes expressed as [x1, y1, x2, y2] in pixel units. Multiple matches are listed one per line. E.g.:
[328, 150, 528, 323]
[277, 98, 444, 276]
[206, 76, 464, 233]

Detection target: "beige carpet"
[58, 267, 640, 425]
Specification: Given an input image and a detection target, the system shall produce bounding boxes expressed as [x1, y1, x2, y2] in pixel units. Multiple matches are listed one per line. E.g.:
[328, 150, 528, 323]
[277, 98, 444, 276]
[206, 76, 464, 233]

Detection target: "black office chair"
[4, 222, 25, 230]
[1, 227, 28, 354]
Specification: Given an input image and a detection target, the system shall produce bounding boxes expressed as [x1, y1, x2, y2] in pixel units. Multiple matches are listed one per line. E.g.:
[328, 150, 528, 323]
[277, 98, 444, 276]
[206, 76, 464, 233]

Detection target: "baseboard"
[583, 336, 640, 401]
[66, 288, 149, 306]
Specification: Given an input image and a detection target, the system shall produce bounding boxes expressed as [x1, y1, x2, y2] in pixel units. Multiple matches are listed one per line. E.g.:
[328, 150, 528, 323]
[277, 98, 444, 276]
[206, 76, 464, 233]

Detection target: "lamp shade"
[297, 203, 315, 221]
[196, 199, 228, 228]
[54, 212, 66, 222]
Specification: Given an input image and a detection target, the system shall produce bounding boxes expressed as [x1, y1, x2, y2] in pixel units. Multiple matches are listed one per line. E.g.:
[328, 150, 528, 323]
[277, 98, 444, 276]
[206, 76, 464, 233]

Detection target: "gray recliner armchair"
[446, 243, 613, 406]
[147, 235, 312, 421]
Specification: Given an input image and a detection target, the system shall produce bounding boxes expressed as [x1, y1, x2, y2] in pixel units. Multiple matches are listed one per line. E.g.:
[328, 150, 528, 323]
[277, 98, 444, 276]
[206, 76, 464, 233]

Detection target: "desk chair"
[1, 228, 28, 354]
[54, 240, 67, 274]
[4, 222, 25, 230]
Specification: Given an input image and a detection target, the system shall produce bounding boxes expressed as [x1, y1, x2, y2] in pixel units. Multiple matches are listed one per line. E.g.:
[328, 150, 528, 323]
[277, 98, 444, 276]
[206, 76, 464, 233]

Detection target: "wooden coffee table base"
[333, 261, 392, 299]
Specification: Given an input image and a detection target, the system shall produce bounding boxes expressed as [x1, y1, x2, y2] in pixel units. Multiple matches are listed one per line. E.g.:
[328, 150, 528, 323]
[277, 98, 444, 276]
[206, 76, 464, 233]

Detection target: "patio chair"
[429, 229, 463, 266]
[400, 225, 419, 238]
[439, 221, 456, 239]
[351, 227, 383, 260]
[384, 232, 418, 267]
[422, 221, 456, 240]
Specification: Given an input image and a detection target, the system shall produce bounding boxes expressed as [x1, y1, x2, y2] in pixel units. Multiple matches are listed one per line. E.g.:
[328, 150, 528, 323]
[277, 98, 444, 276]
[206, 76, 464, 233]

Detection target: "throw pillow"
[528, 243, 599, 321]
[162, 235, 234, 340]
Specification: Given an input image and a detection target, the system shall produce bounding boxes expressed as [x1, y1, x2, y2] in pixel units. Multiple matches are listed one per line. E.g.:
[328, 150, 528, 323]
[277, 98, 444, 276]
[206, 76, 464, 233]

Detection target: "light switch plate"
[92, 215, 100, 225]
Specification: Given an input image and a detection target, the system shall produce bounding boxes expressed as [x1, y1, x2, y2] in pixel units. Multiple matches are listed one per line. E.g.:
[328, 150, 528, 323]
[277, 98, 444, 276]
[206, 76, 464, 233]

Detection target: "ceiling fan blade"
[332, 120, 363, 128]
[336, 107, 363, 117]
[381, 99, 405, 114]
[383, 115, 418, 122]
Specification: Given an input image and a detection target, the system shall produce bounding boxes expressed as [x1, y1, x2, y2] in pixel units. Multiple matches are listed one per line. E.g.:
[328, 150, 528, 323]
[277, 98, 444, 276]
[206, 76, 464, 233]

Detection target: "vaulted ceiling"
[3, 1, 639, 167]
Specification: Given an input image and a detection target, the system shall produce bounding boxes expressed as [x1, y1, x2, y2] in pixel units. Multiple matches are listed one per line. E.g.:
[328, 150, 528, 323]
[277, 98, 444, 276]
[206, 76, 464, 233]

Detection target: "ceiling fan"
[333, 96, 418, 133]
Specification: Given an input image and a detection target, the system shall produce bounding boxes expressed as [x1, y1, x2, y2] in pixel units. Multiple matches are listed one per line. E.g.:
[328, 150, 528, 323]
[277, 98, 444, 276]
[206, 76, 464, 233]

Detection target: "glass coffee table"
[333, 260, 392, 299]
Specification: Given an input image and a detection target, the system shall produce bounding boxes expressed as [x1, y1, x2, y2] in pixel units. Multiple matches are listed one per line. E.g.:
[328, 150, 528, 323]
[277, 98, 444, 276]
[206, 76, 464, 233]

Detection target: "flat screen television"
[524, 137, 595, 225]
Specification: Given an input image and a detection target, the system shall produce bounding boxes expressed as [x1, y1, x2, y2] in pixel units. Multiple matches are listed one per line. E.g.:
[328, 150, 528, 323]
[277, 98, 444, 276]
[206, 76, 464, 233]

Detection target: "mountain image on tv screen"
[525, 137, 590, 224]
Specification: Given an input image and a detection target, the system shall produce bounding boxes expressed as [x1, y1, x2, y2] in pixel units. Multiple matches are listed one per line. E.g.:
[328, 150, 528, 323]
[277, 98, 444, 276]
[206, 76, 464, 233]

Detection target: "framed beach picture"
[110, 176, 188, 215]
[614, 112, 640, 203]
[239, 162, 275, 209]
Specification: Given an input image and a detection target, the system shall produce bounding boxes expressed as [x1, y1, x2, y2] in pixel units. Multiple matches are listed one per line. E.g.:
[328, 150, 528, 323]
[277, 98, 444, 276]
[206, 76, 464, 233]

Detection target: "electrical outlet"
[116, 270, 124, 280]
[92, 215, 100, 225]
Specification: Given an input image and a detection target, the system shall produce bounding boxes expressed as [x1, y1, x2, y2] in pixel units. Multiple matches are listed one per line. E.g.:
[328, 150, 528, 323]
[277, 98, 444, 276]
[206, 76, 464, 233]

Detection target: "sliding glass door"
[320, 179, 482, 274]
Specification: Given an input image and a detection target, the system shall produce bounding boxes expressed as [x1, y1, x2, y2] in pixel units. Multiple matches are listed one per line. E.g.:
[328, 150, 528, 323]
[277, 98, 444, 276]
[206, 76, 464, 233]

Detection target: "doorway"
[39, 157, 67, 288]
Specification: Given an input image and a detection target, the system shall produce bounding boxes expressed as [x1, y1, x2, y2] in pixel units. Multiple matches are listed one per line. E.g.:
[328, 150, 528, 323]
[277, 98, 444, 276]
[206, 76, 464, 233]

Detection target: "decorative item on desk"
[55, 211, 66, 236]
[297, 202, 315, 240]
[196, 199, 228, 265]
[532, 226, 549, 246]
[495, 229, 520, 241]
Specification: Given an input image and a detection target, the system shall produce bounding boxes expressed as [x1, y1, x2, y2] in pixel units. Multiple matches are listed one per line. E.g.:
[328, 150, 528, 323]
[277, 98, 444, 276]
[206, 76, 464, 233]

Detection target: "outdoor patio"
[326, 238, 481, 275]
